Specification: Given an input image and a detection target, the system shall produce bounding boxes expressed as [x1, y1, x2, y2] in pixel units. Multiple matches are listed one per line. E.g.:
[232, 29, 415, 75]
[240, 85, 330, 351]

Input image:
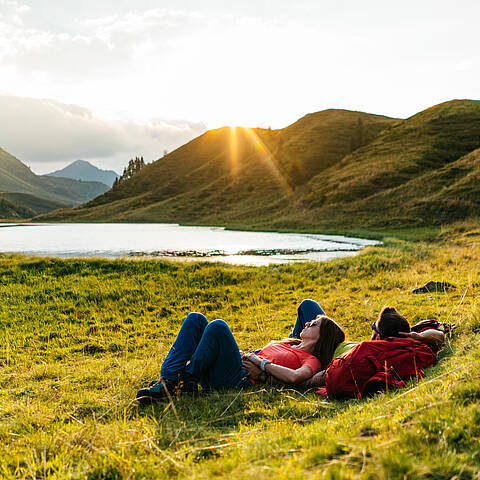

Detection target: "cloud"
[0, 94, 207, 173]
[0, 5, 208, 81]
[1, 0, 479, 137]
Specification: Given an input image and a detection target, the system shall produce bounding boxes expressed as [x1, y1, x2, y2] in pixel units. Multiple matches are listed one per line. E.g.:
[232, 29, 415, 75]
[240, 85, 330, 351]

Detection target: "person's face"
[300, 317, 322, 342]
[371, 321, 381, 340]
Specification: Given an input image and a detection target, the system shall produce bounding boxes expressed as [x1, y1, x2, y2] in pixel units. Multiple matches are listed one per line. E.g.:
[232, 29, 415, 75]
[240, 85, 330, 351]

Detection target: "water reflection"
[0, 223, 380, 266]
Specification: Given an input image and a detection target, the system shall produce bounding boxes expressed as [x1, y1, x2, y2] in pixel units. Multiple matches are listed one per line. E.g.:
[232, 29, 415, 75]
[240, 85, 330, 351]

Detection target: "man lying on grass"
[137, 300, 445, 402]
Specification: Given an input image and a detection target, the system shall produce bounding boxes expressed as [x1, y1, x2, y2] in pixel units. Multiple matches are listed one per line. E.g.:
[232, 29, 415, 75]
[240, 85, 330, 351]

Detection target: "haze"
[0, 0, 478, 173]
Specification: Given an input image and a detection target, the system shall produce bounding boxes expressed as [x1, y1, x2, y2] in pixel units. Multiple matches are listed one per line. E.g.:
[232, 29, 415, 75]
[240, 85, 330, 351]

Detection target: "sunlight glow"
[242, 127, 298, 206]
[229, 126, 239, 180]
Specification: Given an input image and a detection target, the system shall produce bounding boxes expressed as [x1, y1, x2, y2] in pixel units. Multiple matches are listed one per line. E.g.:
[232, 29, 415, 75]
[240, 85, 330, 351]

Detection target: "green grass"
[1, 225, 480, 478]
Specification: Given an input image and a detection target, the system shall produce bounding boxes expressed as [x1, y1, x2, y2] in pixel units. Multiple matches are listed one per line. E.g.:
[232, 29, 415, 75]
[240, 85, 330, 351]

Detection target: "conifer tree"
[118, 156, 146, 184]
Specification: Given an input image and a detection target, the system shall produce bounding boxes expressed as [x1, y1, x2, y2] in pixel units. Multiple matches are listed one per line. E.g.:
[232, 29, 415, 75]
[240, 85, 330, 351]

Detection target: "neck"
[296, 338, 316, 354]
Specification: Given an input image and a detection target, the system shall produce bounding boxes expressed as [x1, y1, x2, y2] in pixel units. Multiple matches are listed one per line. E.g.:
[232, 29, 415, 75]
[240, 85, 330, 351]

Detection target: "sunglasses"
[371, 322, 381, 336]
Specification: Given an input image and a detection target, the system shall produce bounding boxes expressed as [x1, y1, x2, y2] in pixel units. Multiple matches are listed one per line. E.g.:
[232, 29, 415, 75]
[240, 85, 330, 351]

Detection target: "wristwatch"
[260, 358, 271, 371]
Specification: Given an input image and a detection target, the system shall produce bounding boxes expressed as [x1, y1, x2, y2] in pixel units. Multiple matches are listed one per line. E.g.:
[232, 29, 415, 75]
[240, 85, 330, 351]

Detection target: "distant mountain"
[0, 147, 110, 212]
[36, 100, 480, 229]
[47, 160, 119, 187]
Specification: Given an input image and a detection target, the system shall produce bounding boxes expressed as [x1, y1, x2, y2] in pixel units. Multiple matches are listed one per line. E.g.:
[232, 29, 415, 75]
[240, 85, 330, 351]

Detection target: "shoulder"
[294, 348, 322, 366]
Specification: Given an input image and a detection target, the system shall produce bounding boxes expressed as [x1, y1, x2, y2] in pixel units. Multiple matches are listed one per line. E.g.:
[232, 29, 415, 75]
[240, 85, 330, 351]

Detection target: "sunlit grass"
[1, 226, 480, 478]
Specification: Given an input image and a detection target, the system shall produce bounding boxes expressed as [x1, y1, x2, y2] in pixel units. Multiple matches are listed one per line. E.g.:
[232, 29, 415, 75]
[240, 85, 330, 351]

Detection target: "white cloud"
[0, 1, 479, 138]
[0, 94, 206, 173]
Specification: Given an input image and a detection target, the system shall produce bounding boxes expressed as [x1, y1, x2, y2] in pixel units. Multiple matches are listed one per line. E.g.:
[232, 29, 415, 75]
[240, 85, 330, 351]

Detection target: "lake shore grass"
[1, 224, 480, 479]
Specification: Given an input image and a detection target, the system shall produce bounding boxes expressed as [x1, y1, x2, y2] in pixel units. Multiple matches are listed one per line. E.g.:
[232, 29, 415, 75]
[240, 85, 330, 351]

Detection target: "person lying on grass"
[136, 300, 445, 401]
[264, 304, 445, 389]
[136, 305, 345, 403]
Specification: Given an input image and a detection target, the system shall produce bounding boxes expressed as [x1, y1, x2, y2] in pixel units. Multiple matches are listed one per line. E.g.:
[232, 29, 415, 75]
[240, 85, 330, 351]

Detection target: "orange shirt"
[258, 343, 321, 374]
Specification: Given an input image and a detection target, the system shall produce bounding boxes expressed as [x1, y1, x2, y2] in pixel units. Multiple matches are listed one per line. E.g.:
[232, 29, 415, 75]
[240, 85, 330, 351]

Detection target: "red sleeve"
[301, 355, 321, 374]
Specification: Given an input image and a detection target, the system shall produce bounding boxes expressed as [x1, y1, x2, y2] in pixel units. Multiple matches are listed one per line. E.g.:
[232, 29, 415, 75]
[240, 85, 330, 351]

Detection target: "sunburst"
[241, 127, 298, 205]
[229, 126, 239, 180]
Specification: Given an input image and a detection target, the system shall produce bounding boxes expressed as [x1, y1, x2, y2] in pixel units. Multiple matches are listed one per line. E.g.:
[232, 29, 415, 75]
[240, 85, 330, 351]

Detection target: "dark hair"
[312, 315, 346, 368]
[377, 306, 410, 339]
[271, 316, 345, 369]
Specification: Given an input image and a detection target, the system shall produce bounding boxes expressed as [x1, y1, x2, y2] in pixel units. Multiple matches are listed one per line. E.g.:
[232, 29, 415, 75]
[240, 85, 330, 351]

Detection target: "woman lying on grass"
[136, 300, 345, 403]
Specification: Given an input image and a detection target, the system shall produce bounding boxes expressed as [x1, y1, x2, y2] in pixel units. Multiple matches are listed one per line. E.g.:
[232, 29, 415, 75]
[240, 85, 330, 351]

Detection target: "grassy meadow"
[1, 224, 480, 478]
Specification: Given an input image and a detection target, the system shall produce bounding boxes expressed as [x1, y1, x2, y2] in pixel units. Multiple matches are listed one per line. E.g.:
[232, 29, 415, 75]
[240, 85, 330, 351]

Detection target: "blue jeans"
[289, 299, 325, 338]
[160, 313, 250, 391]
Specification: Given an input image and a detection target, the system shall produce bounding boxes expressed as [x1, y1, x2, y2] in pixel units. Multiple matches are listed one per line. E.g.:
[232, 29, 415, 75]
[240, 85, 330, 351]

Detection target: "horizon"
[5, 98, 477, 177]
[0, 0, 479, 174]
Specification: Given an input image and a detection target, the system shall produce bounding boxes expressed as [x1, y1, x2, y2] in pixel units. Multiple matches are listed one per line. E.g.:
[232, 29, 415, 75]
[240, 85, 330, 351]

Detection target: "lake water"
[0, 223, 380, 266]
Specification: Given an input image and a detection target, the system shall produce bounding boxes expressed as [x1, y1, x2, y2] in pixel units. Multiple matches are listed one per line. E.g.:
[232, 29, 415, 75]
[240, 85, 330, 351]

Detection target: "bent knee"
[205, 319, 230, 334]
[184, 312, 208, 327]
[299, 299, 318, 309]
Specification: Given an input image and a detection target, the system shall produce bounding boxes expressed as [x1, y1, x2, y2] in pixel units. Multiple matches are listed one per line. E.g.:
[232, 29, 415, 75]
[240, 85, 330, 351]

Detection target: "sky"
[0, 0, 479, 174]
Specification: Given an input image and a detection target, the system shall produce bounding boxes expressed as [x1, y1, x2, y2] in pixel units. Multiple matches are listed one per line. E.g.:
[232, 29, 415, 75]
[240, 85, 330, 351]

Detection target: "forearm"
[418, 329, 445, 352]
[264, 363, 311, 384]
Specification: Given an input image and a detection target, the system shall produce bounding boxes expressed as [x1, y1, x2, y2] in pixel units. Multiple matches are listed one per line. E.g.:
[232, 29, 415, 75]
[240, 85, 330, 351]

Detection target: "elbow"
[289, 372, 308, 384]
[273, 371, 301, 384]
[433, 331, 445, 351]
[289, 375, 302, 385]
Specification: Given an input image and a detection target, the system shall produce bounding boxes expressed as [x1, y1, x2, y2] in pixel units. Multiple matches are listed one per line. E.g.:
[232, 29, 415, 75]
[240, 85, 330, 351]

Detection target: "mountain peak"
[71, 159, 91, 166]
[47, 160, 119, 187]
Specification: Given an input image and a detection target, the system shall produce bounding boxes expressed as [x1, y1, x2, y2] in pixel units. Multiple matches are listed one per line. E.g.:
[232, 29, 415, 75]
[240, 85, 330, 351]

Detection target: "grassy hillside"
[0, 196, 35, 219]
[305, 100, 480, 204]
[36, 110, 397, 223]
[1, 225, 480, 478]
[37, 100, 480, 229]
[0, 148, 110, 207]
[38, 100, 480, 231]
[0, 192, 69, 217]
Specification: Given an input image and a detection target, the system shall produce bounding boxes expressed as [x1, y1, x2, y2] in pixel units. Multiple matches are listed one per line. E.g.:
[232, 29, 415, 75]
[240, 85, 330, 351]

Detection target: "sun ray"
[242, 127, 298, 205]
[229, 126, 239, 180]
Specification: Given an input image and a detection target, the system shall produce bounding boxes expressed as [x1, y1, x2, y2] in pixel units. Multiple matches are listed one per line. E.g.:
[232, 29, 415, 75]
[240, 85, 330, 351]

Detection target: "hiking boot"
[136, 379, 179, 404]
[136, 378, 198, 404]
[179, 371, 198, 394]
[179, 378, 198, 394]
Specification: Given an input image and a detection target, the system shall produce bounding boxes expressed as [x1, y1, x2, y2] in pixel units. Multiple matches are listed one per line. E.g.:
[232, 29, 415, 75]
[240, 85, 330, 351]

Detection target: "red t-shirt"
[257, 343, 321, 374]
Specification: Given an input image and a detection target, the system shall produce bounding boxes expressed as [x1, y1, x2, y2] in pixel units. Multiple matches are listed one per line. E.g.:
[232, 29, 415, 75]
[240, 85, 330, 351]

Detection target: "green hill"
[0, 196, 35, 219]
[0, 147, 110, 209]
[36, 100, 480, 228]
[290, 100, 480, 228]
[36, 109, 397, 223]
[0, 192, 69, 218]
